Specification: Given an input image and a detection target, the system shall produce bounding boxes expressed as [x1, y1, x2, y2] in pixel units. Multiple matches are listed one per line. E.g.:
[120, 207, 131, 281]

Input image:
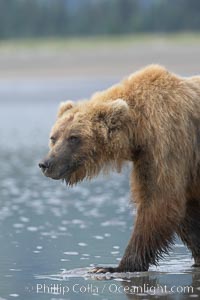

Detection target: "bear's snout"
[38, 156, 69, 180]
[38, 159, 50, 173]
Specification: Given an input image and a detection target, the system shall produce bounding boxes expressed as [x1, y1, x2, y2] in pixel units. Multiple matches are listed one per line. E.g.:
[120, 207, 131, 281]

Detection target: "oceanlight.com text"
[35, 283, 194, 296]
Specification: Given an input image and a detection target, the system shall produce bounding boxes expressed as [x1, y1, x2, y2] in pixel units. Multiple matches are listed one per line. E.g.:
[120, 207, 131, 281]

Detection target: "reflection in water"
[0, 82, 200, 299]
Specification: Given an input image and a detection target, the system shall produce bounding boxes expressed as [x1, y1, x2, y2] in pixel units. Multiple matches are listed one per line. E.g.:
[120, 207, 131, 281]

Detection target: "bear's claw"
[89, 266, 118, 274]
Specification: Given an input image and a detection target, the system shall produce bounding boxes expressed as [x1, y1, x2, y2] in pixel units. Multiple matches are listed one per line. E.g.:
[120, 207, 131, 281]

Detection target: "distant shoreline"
[1, 33, 200, 50]
[0, 34, 200, 79]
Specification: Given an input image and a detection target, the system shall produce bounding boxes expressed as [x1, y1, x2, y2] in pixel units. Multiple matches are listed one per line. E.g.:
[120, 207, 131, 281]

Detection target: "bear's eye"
[50, 136, 56, 145]
[68, 135, 80, 144]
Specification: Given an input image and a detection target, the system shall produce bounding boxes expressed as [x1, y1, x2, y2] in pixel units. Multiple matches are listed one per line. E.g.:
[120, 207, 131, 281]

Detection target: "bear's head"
[39, 98, 132, 185]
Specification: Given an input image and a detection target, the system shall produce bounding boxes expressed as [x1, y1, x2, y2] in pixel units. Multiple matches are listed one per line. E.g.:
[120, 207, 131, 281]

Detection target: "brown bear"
[39, 65, 200, 273]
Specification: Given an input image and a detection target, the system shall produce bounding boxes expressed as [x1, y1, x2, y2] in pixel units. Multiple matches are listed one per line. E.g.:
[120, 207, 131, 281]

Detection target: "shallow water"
[0, 78, 200, 300]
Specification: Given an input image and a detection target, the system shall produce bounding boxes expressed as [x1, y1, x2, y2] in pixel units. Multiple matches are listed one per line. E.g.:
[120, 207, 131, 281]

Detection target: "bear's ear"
[57, 101, 74, 118]
[98, 98, 129, 130]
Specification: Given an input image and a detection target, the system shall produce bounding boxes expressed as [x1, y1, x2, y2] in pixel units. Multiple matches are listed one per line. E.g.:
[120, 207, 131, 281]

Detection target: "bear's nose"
[38, 160, 50, 171]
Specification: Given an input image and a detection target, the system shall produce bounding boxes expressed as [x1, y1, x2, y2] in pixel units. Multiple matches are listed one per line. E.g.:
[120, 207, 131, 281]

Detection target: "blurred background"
[0, 0, 200, 79]
[1, 1, 200, 299]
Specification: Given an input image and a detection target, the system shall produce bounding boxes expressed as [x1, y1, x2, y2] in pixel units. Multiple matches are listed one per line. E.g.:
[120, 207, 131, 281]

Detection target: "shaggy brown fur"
[39, 65, 200, 273]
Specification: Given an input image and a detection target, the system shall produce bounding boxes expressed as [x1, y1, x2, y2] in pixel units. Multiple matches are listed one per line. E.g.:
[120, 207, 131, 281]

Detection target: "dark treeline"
[0, 0, 200, 39]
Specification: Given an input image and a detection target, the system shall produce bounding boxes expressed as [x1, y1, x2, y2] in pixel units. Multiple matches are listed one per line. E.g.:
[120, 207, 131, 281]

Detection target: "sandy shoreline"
[0, 38, 200, 79]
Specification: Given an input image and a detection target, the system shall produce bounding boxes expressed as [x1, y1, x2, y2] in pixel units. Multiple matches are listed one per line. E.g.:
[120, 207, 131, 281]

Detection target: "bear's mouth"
[45, 167, 72, 180]
[48, 161, 83, 181]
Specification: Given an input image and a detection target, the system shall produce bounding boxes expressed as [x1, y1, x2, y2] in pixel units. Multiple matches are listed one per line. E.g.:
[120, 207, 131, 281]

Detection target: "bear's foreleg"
[90, 199, 183, 274]
[116, 201, 182, 272]
[177, 199, 200, 267]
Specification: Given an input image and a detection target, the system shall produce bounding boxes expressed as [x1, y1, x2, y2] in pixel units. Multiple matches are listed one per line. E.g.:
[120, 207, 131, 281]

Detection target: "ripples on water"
[0, 80, 200, 299]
